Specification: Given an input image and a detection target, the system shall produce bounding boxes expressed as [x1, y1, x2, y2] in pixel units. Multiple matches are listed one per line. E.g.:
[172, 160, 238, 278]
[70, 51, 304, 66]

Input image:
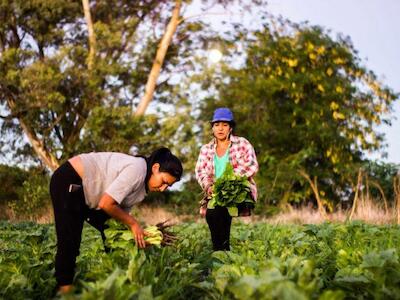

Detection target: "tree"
[1, 0, 174, 169]
[0, 0, 263, 172]
[0, 0, 191, 169]
[135, 0, 182, 117]
[363, 161, 400, 208]
[195, 17, 398, 207]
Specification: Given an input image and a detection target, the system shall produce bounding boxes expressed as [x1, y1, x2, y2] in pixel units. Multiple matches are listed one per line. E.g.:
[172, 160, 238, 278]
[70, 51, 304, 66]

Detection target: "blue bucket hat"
[211, 107, 234, 123]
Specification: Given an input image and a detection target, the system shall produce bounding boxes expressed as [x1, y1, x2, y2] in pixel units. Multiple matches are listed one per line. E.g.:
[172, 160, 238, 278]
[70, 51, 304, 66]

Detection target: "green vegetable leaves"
[1, 221, 400, 298]
[208, 164, 254, 216]
[104, 219, 177, 250]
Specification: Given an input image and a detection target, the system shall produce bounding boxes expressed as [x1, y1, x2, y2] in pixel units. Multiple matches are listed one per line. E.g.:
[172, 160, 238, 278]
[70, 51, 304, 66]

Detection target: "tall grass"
[2, 200, 399, 225]
[3, 173, 400, 225]
[264, 171, 400, 225]
[267, 199, 397, 225]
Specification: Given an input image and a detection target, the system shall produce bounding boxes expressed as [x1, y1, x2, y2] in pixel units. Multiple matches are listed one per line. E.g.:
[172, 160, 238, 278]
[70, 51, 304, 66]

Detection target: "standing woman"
[195, 108, 259, 251]
[50, 148, 182, 293]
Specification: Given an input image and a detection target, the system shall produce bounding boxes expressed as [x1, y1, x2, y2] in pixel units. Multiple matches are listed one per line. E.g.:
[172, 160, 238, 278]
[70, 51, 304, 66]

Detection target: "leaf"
[207, 198, 216, 209]
[334, 275, 369, 284]
[333, 111, 345, 120]
[210, 164, 255, 210]
[287, 59, 298, 67]
[330, 101, 339, 110]
[227, 206, 238, 217]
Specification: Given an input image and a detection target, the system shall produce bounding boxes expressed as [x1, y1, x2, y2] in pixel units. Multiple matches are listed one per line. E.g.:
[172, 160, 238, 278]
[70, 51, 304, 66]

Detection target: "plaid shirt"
[195, 135, 259, 200]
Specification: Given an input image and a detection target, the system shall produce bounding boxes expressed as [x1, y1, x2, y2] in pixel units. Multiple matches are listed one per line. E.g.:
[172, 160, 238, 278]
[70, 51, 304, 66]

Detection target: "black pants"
[50, 161, 110, 286]
[206, 206, 232, 251]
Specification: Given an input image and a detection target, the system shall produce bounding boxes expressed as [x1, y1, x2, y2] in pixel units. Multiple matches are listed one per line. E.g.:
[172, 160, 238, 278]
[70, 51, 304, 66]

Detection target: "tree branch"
[298, 169, 327, 219]
[134, 0, 182, 116]
[6, 97, 59, 171]
[349, 168, 363, 221]
[394, 175, 400, 225]
[82, 0, 96, 70]
[370, 180, 388, 214]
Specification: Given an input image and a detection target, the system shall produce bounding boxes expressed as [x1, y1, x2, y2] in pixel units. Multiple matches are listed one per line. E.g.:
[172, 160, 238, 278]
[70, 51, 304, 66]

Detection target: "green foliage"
[1, 0, 399, 212]
[141, 179, 203, 215]
[0, 165, 50, 218]
[0, 164, 29, 205]
[363, 161, 399, 205]
[196, 18, 399, 208]
[77, 106, 162, 154]
[0, 222, 56, 299]
[104, 219, 163, 248]
[208, 164, 254, 216]
[0, 0, 210, 164]
[8, 168, 50, 218]
[1, 221, 400, 299]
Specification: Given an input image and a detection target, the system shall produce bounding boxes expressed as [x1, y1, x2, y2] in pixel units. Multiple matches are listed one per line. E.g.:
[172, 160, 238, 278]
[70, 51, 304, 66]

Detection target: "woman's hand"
[130, 222, 148, 249]
[207, 185, 213, 196]
[98, 193, 149, 248]
[199, 194, 210, 218]
[199, 206, 207, 217]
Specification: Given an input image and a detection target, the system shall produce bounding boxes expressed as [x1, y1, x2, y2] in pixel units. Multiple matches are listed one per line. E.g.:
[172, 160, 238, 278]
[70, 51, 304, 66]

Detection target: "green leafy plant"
[7, 169, 50, 218]
[104, 219, 178, 249]
[207, 164, 255, 216]
[1, 221, 400, 299]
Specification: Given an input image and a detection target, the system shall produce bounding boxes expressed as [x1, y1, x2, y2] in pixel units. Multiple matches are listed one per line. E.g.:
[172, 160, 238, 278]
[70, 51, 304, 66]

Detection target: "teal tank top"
[214, 148, 230, 179]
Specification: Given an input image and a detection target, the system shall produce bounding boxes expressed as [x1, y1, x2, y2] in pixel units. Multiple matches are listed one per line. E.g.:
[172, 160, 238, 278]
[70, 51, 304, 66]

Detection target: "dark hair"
[228, 121, 236, 132]
[142, 147, 183, 185]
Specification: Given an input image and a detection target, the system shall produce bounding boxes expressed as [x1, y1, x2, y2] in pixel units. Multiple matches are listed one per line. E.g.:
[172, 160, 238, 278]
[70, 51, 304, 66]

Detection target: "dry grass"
[134, 205, 194, 225]
[2, 198, 398, 226]
[34, 209, 54, 224]
[146, 200, 399, 226]
[1, 204, 194, 225]
[267, 199, 397, 225]
[0, 204, 54, 224]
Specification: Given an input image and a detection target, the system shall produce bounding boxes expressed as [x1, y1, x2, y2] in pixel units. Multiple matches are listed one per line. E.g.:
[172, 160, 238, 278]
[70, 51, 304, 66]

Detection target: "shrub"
[7, 167, 50, 218]
[0, 164, 29, 205]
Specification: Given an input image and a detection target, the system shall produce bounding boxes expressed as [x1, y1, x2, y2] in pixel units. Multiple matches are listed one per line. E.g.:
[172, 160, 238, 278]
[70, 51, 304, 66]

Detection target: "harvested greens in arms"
[104, 219, 178, 250]
[207, 164, 254, 216]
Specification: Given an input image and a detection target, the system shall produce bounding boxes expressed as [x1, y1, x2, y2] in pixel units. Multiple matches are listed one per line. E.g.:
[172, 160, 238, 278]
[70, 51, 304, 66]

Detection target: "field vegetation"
[1, 219, 400, 299]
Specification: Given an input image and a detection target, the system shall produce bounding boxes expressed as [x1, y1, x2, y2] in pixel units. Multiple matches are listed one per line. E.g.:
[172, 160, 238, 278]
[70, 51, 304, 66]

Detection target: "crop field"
[1, 220, 400, 299]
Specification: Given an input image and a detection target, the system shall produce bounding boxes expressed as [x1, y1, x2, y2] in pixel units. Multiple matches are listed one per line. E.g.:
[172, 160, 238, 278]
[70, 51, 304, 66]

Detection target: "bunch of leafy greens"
[104, 219, 177, 250]
[207, 164, 254, 216]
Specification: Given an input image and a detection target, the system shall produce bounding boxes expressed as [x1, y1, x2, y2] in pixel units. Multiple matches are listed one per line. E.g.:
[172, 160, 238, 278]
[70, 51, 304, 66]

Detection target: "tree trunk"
[134, 0, 182, 116]
[370, 180, 388, 214]
[298, 170, 327, 219]
[82, 0, 96, 70]
[19, 120, 60, 171]
[394, 175, 400, 225]
[349, 168, 363, 221]
[11, 0, 97, 171]
[7, 98, 59, 171]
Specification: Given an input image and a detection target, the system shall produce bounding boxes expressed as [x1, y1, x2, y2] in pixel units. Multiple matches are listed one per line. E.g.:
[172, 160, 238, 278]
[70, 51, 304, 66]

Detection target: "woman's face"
[148, 163, 177, 192]
[212, 121, 231, 141]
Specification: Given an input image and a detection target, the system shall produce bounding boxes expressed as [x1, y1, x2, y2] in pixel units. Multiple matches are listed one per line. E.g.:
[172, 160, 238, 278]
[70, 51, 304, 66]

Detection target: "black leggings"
[50, 161, 110, 286]
[206, 206, 232, 251]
